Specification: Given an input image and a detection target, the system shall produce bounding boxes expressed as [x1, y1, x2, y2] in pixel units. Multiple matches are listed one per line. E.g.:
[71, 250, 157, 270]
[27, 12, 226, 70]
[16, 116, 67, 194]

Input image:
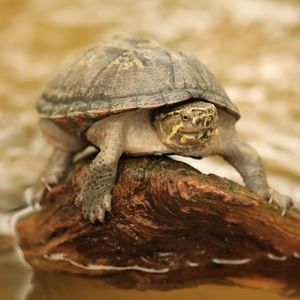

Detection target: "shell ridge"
[38, 37, 240, 122]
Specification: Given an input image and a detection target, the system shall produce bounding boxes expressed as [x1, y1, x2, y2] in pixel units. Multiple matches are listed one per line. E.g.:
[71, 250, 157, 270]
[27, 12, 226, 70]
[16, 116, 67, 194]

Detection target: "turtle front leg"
[75, 120, 124, 223]
[221, 136, 293, 214]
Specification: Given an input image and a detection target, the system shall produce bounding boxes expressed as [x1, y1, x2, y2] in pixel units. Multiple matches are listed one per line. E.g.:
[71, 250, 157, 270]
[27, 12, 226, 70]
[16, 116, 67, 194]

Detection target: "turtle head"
[154, 100, 218, 151]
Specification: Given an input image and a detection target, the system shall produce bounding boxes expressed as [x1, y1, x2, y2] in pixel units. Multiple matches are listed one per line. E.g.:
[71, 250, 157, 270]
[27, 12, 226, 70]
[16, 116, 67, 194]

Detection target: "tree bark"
[16, 156, 300, 296]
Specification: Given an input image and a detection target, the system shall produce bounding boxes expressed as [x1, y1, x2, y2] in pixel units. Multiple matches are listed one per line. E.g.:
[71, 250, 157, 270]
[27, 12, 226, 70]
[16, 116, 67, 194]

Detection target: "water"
[0, 0, 299, 299]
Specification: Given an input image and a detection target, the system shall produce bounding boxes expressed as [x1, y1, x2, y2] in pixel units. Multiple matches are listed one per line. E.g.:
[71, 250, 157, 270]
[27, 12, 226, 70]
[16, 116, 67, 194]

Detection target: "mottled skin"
[37, 100, 292, 223]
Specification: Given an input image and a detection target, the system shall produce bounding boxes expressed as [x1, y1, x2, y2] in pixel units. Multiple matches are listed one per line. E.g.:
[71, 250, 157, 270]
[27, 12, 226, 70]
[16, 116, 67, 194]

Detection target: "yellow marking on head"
[166, 123, 183, 143]
[190, 108, 207, 111]
[180, 136, 188, 144]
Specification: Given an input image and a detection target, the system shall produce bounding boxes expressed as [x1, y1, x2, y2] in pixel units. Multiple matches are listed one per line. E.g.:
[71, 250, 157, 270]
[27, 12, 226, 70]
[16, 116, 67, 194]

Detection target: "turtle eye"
[182, 115, 189, 122]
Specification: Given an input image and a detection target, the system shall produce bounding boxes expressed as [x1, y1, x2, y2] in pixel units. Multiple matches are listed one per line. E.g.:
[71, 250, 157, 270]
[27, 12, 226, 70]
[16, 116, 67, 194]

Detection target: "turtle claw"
[40, 177, 53, 192]
[268, 189, 274, 204]
[97, 209, 106, 223]
[103, 194, 112, 211]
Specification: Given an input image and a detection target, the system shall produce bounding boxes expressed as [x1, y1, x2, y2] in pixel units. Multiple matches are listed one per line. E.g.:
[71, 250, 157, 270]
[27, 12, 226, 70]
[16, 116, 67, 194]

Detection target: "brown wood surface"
[16, 156, 300, 296]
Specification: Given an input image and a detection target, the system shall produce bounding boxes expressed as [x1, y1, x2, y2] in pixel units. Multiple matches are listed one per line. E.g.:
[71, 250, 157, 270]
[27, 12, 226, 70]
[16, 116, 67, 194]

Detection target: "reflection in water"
[0, 237, 297, 300]
[0, 0, 299, 299]
[0, 234, 32, 300]
[24, 271, 296, 300]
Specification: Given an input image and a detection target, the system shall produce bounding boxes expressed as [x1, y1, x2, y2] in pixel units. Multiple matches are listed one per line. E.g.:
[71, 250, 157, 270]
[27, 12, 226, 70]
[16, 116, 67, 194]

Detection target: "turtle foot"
[268, 188, 293, 216]
[75, 186, 112, 223]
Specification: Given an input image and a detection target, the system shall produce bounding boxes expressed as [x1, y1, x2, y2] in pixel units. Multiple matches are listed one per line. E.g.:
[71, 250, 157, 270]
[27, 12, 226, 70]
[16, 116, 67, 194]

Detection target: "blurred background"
[0, 0, 299, 299]
[1, 0, 299, 212]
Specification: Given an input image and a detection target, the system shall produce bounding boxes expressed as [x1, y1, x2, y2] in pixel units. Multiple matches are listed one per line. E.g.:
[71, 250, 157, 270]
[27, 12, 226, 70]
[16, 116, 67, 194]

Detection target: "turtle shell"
[37, 36, 240, 127]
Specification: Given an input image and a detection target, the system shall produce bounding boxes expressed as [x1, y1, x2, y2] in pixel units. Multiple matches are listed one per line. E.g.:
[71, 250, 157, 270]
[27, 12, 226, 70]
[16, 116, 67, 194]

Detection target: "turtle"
[34, 36, 293, 223]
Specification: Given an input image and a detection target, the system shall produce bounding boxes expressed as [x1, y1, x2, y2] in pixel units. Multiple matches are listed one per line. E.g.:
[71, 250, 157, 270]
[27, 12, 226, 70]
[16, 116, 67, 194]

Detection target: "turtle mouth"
[181, 128, 215, 141]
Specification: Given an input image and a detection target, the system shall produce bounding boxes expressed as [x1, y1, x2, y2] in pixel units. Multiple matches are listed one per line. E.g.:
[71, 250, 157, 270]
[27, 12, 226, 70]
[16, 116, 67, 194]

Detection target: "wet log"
[16, 156, 300, 296]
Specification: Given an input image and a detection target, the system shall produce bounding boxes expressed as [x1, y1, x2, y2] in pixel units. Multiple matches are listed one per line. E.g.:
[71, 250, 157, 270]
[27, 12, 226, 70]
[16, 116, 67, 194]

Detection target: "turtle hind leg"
[29, 148, 73, 204]
[42, 148, 73, 187]
[30, 119, 86, 204]
[220, 134, 294, 215]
